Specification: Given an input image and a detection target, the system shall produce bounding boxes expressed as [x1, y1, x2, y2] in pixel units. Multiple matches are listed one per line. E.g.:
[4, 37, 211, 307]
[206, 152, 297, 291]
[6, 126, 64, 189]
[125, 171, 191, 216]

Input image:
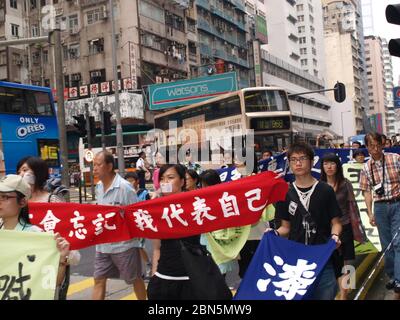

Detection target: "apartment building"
[196, 0, 250, 88]
[0, 0, 30, 83]
[322, 0, 370, 139]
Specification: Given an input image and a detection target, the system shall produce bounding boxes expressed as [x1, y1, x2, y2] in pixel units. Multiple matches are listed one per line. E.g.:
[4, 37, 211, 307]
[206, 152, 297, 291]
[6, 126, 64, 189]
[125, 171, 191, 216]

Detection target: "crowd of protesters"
[1, 131, 399, 300]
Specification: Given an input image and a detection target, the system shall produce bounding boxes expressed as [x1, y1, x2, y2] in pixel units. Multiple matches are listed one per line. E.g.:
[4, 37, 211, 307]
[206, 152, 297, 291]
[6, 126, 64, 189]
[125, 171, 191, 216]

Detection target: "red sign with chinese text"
[29, 172, 287, 250]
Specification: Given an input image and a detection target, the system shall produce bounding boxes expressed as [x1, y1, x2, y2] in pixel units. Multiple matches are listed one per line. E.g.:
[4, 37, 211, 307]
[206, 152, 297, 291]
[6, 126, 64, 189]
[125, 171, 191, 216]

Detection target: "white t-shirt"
[136, 157, 145, 170]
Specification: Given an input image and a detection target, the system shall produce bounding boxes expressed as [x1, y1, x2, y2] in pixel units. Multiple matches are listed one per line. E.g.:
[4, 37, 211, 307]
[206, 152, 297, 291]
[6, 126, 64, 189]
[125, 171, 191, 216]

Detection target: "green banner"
[343, 163, 380, 254]
[0, 230, 59, 300]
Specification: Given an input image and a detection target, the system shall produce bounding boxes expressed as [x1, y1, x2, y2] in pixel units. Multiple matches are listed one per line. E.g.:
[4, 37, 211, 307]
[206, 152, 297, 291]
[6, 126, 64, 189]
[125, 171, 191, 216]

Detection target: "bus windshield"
[244, 90, 289, 113]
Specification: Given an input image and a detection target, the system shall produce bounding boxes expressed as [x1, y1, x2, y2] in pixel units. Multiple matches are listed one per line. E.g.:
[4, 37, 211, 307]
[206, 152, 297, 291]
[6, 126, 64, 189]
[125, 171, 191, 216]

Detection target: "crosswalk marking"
[67, 277, 95, 296]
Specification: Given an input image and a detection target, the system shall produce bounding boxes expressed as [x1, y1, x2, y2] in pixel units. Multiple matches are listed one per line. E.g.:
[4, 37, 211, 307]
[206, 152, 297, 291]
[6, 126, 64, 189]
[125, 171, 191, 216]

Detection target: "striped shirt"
[359, 152, 400, 202]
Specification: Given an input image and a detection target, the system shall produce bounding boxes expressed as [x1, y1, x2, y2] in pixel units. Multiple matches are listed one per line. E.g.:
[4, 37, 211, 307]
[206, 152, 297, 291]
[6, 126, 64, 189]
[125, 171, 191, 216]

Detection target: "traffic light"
[386, 4, 400, 57]
[73, 114, 86, 137]
[103, 111, 112, 135]
[334, 82, 346, 103]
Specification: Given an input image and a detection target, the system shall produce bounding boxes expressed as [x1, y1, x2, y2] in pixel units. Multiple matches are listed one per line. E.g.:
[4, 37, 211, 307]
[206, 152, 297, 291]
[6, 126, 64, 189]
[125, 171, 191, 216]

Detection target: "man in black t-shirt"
[268, 142, 343, 300]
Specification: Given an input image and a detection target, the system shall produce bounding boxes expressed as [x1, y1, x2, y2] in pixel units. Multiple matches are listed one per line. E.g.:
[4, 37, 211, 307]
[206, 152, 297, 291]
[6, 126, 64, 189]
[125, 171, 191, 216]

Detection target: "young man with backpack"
[267, 142, 343, 300]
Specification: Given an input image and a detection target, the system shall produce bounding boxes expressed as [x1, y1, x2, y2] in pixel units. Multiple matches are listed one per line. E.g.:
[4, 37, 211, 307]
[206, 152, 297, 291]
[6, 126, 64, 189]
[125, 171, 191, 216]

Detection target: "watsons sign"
[148, 72, 238, 110]
[16, 117, 46, 139]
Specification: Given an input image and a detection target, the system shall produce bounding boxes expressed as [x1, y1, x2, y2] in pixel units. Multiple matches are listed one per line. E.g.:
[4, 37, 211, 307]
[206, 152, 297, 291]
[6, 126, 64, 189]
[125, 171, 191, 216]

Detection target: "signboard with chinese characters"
[255, 14, 268, 44]
[100, 82, 110, 94]
[28, 171, 288, 249]
[0, 230, 59, 300]
[129, 42, 138, 90]
[253, 40, 262, 87]
[148, 72, 238, 110]
[90, 83, 99, 95]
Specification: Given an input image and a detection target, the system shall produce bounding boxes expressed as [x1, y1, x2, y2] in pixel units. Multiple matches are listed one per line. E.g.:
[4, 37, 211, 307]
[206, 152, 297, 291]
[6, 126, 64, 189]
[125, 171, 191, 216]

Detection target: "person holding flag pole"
[266, 142, 343, 300]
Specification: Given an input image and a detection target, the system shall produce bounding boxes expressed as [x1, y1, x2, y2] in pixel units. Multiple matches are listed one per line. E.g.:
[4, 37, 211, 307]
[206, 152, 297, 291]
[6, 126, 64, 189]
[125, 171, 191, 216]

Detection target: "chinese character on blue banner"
[216, 166, 242, 182]
[234, 232, 336, 300]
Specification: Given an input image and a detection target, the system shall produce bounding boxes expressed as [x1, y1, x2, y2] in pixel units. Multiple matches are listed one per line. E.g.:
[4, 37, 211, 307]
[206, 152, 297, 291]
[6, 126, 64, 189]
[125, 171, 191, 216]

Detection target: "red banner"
[29, 172, 288, 250]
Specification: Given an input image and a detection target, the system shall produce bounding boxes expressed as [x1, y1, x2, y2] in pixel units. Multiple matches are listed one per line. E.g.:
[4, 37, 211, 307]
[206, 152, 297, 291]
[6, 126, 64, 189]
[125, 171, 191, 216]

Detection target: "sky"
[365, 0, 400, 86]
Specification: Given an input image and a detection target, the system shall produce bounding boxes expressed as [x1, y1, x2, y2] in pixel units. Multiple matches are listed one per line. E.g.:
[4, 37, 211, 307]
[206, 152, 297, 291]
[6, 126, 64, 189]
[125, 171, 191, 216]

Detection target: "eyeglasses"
[289, 156, 309, 164]
[0, 194, 17, 202]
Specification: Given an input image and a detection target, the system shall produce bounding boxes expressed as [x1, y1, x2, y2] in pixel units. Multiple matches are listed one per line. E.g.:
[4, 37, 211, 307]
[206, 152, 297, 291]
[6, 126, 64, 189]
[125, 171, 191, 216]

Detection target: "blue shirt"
[95, 174, 138, 254]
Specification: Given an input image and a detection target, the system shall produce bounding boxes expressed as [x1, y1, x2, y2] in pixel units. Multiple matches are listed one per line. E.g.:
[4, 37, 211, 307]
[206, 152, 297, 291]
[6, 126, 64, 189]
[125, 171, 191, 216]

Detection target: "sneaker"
[386, 279, 396, 290]
[394, 280, 400, 294]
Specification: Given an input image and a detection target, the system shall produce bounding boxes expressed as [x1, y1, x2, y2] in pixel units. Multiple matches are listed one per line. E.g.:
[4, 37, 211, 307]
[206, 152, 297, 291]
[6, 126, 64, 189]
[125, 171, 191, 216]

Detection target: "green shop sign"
[148, 72, 238, 110]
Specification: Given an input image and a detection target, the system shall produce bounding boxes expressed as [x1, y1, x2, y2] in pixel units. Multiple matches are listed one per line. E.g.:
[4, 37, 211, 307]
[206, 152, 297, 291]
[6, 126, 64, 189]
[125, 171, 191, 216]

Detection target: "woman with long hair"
[17, 156, 66, 202]
[16, 156, 79, 300]
[147, 164, 200, 300]
[320, 153, 356, 300]
[0, 174, 70, 300]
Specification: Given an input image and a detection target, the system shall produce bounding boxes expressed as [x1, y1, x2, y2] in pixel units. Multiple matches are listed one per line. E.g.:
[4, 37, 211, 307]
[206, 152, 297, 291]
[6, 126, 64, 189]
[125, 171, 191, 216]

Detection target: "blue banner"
[216, 166, 242, 182]
[259, 147, 400, 182]
[234, 232, 336, 300]
[148, 72, 238, 110]
[393, 86, 400, 109]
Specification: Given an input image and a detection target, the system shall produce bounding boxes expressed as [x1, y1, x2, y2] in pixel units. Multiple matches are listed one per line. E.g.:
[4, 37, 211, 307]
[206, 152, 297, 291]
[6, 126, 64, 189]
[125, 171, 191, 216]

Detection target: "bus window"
[26, 91, 53, 116]
[0, 87, 25, 114]
[38, 139, 60, 167]
[244, 90, 289, 113]
[34, 91, 53, 115]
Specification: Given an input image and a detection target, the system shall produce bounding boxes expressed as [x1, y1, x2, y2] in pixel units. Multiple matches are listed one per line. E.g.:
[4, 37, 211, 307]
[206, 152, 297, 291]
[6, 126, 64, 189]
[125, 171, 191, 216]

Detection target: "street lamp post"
[110, 0, 125, 175]
[341, 110, 351, 142]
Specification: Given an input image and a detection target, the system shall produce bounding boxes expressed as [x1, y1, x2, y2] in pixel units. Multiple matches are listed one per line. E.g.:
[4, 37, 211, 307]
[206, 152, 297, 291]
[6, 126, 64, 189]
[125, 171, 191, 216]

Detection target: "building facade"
[295, 0, 326, 80]
[322, 0, 369, 140]
[0, 0, 30, 83]
[364, 36, 387, 134]
[196, 0, 250, 88]
[382, 38, 396, 136]
[255, 0, 334, 142]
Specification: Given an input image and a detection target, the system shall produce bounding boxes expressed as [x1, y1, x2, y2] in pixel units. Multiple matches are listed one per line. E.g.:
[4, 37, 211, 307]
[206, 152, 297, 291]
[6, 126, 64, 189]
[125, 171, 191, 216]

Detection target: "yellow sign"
[343, 163, 381, 252]
[0, 230, 59, 300]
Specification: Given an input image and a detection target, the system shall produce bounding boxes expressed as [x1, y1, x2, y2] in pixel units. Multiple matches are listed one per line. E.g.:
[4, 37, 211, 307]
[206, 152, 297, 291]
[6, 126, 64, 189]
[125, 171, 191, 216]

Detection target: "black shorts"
[147, 275, 197, 300]
[340, 223, 355, 261]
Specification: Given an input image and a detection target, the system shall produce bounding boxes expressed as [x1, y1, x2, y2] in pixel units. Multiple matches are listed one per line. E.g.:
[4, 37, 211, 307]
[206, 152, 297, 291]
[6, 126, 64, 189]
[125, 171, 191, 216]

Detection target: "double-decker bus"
[153, 87, 292, 168]
[0, 81, 60, 176]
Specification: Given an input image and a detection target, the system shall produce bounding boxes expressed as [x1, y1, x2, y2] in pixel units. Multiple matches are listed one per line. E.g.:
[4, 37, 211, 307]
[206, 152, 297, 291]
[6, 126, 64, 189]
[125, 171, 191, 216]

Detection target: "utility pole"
[100, 102, 106, 151]
[110, 0, 125, 175]
[53, 29, 70, 195]
[85, 103, 95, 201]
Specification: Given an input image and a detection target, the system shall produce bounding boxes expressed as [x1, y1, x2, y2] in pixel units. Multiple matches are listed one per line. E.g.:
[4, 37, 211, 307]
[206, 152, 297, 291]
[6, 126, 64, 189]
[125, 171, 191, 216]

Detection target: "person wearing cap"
[0, 174, 70, 299]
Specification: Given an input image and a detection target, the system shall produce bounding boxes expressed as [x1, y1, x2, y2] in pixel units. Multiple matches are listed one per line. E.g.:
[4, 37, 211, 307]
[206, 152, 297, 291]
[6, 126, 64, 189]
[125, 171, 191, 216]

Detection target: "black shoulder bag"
[180, 240, 232, 300]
